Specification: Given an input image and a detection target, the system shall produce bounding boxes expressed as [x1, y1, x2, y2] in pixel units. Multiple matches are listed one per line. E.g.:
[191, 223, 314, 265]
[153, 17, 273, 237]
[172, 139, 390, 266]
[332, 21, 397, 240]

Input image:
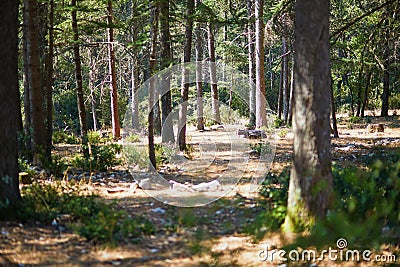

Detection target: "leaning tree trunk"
[0, 0, 21, 217]
[247, 0, 256, 126]
[178, 0, 194, 151]
[330, 75, 339, 138]
[255, 0, 267, 128]
[160, 0, 175, 142]
[26, 0, 47, 166]
[208, 22, 221, 124]
[283, 0, 333, 232]
[107, 0, 121, 139]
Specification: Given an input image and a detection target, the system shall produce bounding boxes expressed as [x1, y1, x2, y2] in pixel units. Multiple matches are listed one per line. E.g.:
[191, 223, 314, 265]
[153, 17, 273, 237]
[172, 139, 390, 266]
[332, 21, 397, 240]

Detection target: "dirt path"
[1, 116, 400, 266]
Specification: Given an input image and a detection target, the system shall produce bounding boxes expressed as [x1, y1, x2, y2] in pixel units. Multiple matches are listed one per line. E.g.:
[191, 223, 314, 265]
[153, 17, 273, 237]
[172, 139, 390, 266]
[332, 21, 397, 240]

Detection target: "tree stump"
[19, 172, 32, 184]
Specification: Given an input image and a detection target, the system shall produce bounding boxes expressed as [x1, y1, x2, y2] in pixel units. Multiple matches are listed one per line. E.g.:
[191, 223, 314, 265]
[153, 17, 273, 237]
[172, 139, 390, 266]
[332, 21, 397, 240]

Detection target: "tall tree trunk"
[148, 2, 159, 168]
[0, 0, 21, 217]
[89, 46, 98, 131]
[159, 0, 175, 142]
[255, 0, 267, 128]
[330, 75, 339, 138]
[208, 22, 221, 124]
[131, 57, 140, 131]
[381, 28, 390, 117]
[283, 0, 333, 232]
[361, 71, 372, 117]
[247, 0, 256, 126]
[178, 0, 194, 151]
[107, 0, 121, 138]
[278, 58, 283, 119]
[282, 37, 289, 124]
[26, 0, 47, 166]
[195, 2, 204, 131]
[288, 64, 294, 126]
[71, 0, 88, 147]
[44, 0, 55, 161]
[23, 1, 32, 160]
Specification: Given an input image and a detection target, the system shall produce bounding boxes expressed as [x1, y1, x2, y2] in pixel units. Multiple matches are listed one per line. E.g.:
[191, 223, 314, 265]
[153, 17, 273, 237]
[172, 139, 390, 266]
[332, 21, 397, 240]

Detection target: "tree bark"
[71, 0, 88, 144]
[208, 22, 221, 124]
[22, 1, 32, 160]
[131, 57, 140, 131]
[330, 75, 339, 138]
[44, 0, 55, 161]
[178, 0, 194, 151]
[159, 0, 175, 142]
[26, 0, 47, 166]
[148, 2, 159, 168]
[381, 23, 390, 117]
[195, 1, 204, 131]
[282, 37, 289, 124]
[0, 0, 21, 217]
[255, 0, 267, 128]
[107, 0, 121, 138]
[247, 0, 256, 126]
[283, 0, 333, 232]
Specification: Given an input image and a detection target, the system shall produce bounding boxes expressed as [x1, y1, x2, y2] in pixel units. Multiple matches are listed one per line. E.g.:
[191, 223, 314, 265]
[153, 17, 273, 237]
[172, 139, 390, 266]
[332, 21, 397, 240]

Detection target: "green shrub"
[126, 134, 141, 143]
[52, 131, 80, 144]
[71, 143, 122, 172]
[18, 182, 155, 243]
[274, 117, 285, 128]
[348, 116, 363, 124]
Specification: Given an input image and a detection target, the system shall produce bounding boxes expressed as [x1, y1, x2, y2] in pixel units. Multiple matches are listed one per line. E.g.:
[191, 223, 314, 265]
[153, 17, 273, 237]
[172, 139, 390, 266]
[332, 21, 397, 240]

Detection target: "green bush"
[389, 93, 400, 109]
[52, 131, 80, 144]
[348, 116, 363, 124]
[18, 182, 155, 243]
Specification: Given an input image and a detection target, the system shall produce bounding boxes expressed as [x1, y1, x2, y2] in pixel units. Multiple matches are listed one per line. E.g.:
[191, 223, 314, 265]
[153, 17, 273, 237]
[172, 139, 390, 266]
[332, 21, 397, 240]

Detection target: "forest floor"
[1, 112, 400, 266]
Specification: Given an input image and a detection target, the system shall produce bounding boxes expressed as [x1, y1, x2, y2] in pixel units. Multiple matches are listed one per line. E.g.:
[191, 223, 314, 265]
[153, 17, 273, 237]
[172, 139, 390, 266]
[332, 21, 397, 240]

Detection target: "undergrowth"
[17, 181, 155, 244]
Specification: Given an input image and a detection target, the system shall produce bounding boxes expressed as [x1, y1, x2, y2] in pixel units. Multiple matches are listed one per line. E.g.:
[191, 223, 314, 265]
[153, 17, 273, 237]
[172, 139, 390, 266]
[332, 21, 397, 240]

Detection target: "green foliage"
[389, 93, 400, 110]
[17, 182, 155, 243]
[348, 116, 363, 124]
[154, 144, 174, 166]
[126, 133, 141, 143]
[244, 168, 290, 241]
[274, 117, 285, 128]
[123, 145, 148, 169]
[250, 142, 272, 155]
[52, 131, 80, 144]
[68, 131, 122, 171]
[71, 143, 122, 172]
[278, 129, 288, 138]
[18, 158, 36, 177]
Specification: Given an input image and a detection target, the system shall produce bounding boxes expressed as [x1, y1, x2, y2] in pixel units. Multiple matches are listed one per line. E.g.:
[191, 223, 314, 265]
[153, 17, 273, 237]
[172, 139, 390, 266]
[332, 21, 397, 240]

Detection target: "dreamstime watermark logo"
[257, 238, 397, 263]
[122, 61, 276, 207]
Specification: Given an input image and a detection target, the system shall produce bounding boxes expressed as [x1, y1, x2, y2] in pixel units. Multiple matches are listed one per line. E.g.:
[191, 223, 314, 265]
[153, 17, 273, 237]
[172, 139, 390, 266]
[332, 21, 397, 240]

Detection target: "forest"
[0, 0, 400, 266]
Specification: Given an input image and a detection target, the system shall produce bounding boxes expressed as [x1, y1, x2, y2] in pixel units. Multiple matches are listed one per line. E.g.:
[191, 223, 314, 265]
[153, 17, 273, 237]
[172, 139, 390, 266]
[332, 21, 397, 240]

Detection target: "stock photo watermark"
[257, 238, 397, 263]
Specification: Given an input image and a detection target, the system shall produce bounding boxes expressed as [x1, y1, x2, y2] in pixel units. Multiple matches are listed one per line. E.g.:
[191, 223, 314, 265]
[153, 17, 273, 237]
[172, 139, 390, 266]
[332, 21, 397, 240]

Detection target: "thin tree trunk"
[148, 2, 159, 168]
[288, 64, 294, 126]
[178, 0, 194, 151]
[71, 0, 88, 148]
[131, 57, 140, 131]
[255, 0, 267, 128]
[107, 0, 121, 138]
[361, 71, 372, 117]
[44, 0, 55, 161]
[195, 3, 204, 131]
[0, 0, 21, 217]
[282, 37, 289, 124]
[160, 0, 175, 142]
[208, 22, 221, 124]
[89, 47, 98, 131]
[247, 0, 255, 126]
[330, 75, 339, 138]
[26, 0, 47, 166]
[381, 31, 390, 117]
[278, 59, 283, 119]
[283, 0, 333, 232]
